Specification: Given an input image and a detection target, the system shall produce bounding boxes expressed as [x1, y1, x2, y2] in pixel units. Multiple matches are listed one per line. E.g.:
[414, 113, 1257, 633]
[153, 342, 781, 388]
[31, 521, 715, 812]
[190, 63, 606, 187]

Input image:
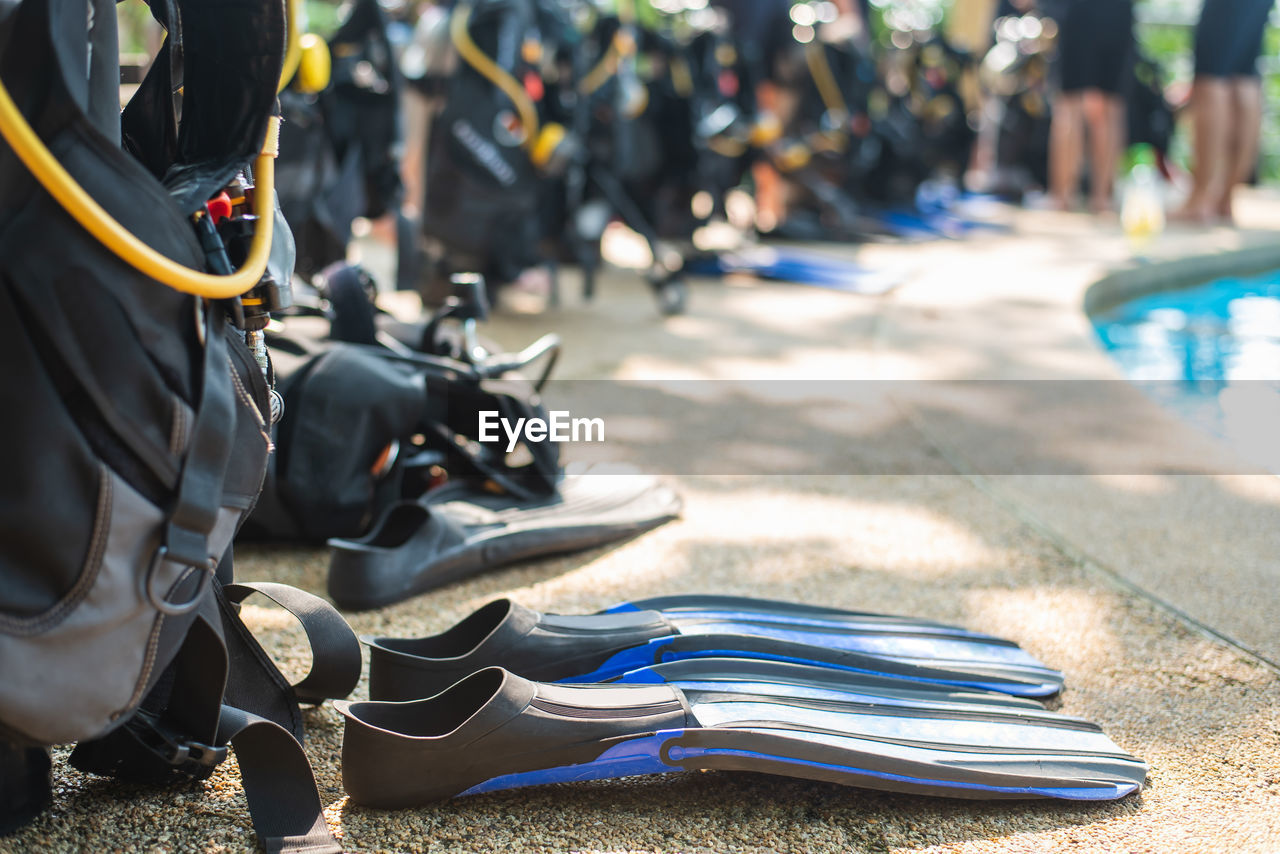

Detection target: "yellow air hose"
[0, 79, 279, 298]
[579, 0, 639, 97]
[450, 3, 539, 149]
[580, 29, 636, 96]
[277, 0, 303, 93]
[803, 41, 849, 121]
[0, 1, 299, 299]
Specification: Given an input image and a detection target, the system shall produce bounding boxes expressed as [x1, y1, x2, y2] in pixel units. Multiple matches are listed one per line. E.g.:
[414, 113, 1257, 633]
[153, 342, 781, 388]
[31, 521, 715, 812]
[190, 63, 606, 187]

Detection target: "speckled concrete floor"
[7, 201, 1280, 853]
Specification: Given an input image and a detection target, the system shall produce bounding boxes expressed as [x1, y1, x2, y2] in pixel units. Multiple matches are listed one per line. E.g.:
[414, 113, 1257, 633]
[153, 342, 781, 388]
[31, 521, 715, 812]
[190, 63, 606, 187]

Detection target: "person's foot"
[1169, 204, 1217, 226]
[1027, 194, 1074, 212]
[1215, 199, 1236, 227]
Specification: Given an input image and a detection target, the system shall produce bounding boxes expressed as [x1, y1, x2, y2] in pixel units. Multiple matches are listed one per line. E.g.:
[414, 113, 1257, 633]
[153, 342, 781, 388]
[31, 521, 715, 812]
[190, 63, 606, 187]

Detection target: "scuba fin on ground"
[685, 247, 903, 294]
[328, 469, 683, 611]
[336, 662, 1146, 808]
[365, 594, 1065, 701]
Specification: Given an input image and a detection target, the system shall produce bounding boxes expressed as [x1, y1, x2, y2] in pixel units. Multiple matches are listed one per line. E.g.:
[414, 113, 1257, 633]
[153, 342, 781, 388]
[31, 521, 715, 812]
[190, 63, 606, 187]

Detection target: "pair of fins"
[338, 596, 1146, 806]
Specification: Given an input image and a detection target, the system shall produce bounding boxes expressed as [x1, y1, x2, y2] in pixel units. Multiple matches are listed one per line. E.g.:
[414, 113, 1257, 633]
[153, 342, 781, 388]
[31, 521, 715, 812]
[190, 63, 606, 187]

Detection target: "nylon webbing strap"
[222, 582, 362, 705]
[216, 706, 341, 854]
[166, 310, 237, 568]
[85, 0, 120, 141]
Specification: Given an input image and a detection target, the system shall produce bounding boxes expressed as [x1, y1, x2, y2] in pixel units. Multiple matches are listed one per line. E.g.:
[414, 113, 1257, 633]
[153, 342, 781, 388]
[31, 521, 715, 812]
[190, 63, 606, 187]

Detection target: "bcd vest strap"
[70, 579, 360, 853]
[223, 582, 364, 706]
[217, 706, 341, 854]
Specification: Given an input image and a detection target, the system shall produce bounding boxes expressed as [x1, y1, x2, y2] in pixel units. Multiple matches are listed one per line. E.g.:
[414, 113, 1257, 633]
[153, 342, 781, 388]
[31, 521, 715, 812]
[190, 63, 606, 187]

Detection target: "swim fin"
[328, 471, 682, 610]
[366, 595, 1064, 701]
[336, 662, 1146, 807]
[685, 247, 902, 294]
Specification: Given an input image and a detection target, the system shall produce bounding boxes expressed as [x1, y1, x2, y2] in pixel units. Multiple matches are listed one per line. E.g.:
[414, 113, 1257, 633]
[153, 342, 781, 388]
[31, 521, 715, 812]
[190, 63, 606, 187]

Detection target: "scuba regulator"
[196, 173, 292, 423]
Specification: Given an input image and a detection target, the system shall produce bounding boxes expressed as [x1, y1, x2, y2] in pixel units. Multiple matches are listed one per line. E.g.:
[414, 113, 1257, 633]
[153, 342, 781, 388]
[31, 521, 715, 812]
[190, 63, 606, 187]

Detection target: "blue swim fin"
[337, 663, 1146, 807]
[366, 595, 1064, 702]
[686, 247, 903, 293]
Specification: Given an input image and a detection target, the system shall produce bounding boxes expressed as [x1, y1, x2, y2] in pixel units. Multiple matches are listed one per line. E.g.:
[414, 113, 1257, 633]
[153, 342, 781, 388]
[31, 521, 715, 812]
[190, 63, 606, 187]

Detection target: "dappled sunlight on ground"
[1085, 474, 1177, 496]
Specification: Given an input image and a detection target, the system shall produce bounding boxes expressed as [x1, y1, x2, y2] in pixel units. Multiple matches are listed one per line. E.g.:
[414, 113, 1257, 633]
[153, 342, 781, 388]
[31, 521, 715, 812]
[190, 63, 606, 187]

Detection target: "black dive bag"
[0, 0, 358, 851]
[242, 267, 563, 543]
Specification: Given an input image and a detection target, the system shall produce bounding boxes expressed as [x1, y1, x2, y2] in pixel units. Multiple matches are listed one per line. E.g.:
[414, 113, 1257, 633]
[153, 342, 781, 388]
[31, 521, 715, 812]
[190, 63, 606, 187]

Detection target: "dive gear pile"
[238, 263, 683, 605]
[274, 0, 1018, 318]
[276, 0, 400, 278]
[240, 284, 566, 543]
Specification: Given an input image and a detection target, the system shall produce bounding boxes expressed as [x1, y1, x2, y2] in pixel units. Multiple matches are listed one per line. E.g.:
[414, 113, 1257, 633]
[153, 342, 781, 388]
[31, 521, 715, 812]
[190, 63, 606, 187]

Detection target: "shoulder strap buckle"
[122, 710, 228, 778]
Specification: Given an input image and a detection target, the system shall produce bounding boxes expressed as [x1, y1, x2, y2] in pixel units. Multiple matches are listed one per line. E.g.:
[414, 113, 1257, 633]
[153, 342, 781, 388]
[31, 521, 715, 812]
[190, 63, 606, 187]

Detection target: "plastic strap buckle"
[123, 711, 229, 777]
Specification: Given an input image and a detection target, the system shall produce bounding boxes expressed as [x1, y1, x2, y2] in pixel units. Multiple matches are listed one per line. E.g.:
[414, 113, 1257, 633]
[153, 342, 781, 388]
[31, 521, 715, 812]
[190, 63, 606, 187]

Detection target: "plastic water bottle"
[1121, 144, 1165, 249]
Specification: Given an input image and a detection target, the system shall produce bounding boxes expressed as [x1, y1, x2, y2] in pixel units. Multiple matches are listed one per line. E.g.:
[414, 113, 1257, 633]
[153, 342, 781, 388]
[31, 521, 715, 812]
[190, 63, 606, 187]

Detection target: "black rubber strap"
[85, 0, 120, 141]
[216, 706, 341, 854]
[165, 310, 237, 568]
[223, 583, 362, 705]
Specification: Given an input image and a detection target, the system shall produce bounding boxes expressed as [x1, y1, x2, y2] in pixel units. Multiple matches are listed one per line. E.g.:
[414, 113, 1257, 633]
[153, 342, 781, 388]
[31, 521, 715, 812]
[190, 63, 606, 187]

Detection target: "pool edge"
[1084, 243, 1280, 318]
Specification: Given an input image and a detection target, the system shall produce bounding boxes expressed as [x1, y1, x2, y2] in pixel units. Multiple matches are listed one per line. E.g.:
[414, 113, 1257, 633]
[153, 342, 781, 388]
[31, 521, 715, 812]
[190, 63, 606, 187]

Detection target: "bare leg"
[1082, 89, 1123, 213]
[1217, 76, 1264, 223]
[1049, 93, 1084, 210]
[753, 81, 785, 231]
[400, 89, 432, 220]
[1175, 77, 1233, 223]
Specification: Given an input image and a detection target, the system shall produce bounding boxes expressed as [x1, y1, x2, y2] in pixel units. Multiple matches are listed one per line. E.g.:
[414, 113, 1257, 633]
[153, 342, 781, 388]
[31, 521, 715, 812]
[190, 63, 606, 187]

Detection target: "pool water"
[1092, 269, 1280, 471]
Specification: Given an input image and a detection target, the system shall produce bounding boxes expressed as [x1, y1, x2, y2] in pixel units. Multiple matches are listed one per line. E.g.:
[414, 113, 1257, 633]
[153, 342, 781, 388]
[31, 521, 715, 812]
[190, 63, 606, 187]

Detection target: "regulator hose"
[0, 79, 280, 299]
[0, 0, 299, 299]
[450, 3, 539, 149]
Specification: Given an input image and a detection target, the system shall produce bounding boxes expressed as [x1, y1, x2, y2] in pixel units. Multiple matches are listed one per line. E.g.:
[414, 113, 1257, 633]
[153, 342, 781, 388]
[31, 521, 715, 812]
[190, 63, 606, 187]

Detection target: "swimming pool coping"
[1084, 242, 1280, 318]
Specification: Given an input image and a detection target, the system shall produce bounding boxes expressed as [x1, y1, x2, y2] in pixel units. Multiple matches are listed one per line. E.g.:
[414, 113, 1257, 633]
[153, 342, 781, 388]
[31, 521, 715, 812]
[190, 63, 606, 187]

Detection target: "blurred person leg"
[1049, 94, 1084, 209]
[1082, 89, 1123, 213]
[1224, 76, 1265, 220]
[714, 0, 804, 232]
[400, 87, 431, 222]
[1176, 0, 1275, 225]
[753, 81, 786, 233]
[1178, 80, 1231, 223]
[1048, 0, 1132, 213]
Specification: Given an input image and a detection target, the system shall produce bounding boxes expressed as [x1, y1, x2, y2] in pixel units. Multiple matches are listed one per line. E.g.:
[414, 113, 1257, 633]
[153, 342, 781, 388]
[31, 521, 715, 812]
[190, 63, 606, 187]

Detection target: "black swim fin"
[328, 470, 682, 610]
[366, 595, 1064, 701]
[336, 662, 1146, 808]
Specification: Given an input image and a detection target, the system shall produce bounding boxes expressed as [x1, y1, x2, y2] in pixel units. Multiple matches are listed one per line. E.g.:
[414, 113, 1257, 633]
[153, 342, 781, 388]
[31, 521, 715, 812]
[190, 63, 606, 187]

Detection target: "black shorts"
[1195, 0, 1275, 78]
[1056, 0, 1135, 94]
[717, 0, 793, 73]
